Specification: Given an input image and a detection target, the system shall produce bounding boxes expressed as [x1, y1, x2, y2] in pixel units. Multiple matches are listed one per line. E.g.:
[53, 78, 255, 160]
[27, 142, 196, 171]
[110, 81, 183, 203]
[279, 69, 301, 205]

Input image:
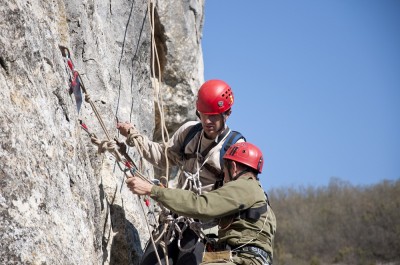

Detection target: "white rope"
[148, 0, 171, 185]
[126, 130, 148, 158]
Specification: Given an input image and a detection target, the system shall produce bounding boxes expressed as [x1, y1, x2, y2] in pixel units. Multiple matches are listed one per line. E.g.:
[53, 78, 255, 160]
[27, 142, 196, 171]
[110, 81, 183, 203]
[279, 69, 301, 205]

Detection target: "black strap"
[203, 163, 222, 176]
[180, 122, 203, 157]
[239, 203, 269, 221]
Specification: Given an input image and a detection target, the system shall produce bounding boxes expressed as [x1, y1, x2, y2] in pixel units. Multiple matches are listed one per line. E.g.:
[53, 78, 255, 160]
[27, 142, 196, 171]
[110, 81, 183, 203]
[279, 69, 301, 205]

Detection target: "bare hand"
[126, 176, 153, 196]
[117, 122, 134, 137]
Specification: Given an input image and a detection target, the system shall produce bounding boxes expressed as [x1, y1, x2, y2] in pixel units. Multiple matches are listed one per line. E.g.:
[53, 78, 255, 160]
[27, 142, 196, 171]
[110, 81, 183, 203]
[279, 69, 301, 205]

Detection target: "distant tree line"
[269, 178, 400, 265]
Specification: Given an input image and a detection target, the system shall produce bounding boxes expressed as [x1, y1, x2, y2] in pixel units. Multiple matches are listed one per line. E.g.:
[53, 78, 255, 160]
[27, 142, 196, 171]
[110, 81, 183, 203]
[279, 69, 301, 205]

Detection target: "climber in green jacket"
[126, 142, 276, 265]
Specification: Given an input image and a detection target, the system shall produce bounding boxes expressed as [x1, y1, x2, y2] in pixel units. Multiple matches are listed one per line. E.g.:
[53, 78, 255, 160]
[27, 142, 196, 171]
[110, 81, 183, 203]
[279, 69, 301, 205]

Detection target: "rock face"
[0, 0, 204, 264]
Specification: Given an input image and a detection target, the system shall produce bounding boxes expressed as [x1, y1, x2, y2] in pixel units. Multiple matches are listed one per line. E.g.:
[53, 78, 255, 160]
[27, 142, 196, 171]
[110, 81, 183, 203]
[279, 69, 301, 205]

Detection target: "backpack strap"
[212, 130, 246, 189]
[219, 131, 246, 169]
[180, 122, 203, 159]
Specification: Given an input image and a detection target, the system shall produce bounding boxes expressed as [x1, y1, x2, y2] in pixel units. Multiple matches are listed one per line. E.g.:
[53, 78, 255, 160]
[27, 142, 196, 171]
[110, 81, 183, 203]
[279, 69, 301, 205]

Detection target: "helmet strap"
[227, 161, 250, 181]
[219, 113, 226, 133]
[219, 110, 230, 133]
[232, 169, 250, 181]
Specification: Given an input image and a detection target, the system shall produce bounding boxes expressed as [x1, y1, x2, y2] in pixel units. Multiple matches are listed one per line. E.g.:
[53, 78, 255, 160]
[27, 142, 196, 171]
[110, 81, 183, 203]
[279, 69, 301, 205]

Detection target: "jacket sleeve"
[150, 178, 262, 219]
[126, 121, 198, 169]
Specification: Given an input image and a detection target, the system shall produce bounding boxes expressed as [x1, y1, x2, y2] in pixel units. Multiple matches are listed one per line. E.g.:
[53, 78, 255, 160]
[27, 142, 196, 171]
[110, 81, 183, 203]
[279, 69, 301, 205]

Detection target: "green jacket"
[150, 174, 276, 256]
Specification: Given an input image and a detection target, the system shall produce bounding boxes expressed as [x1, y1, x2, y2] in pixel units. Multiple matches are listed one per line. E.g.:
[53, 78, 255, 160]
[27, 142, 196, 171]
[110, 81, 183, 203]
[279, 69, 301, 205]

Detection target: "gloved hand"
[116, 122, 138, 137]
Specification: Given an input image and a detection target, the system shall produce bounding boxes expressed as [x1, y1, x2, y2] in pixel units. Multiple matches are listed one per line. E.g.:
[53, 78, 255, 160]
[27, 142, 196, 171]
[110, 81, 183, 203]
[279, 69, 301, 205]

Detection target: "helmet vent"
[229, 146, 239, 156]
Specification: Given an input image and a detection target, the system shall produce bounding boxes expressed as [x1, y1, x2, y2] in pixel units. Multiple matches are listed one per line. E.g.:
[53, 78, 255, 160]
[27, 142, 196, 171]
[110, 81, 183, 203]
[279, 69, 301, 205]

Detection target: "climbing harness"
[236, 246, 272, 265]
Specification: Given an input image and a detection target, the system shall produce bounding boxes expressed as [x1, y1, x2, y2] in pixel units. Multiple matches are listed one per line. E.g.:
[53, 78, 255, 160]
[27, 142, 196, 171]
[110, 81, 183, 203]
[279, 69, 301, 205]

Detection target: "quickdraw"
[59, 45, 83, 113]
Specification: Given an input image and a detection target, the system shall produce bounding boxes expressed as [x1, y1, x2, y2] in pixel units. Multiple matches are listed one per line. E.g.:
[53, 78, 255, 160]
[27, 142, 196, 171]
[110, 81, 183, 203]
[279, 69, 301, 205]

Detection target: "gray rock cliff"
[0, 0, 204, 264]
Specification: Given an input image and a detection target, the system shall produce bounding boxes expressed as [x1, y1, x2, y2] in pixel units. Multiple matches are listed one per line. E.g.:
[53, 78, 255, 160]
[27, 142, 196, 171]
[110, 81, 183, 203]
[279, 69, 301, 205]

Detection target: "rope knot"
[126, 132, 148, 157]
[90, 136, 124, 162]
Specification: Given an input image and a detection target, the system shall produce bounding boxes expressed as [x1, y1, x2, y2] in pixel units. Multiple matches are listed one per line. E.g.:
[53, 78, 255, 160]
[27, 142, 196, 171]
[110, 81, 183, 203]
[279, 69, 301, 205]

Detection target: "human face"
[198, 112, 226, 139]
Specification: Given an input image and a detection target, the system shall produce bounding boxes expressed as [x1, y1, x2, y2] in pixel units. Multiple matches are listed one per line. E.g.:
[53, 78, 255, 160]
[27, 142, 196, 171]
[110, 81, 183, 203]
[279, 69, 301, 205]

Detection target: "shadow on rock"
[109, 204, 143, 265]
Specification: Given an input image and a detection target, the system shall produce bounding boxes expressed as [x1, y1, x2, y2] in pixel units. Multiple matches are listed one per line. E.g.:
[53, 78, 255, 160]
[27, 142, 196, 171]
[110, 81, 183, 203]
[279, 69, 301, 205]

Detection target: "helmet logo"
[229, 95, 233, 105]
[218, 101, 224, 107]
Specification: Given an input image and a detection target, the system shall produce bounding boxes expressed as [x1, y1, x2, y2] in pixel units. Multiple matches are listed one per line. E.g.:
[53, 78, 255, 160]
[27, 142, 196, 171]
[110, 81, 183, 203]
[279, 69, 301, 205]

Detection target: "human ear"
[231, 161, 238, 175]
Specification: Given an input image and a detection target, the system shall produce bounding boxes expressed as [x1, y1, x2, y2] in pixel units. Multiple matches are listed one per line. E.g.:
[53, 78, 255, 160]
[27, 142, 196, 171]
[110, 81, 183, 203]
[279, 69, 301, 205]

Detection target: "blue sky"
[202, 0, 400, 189]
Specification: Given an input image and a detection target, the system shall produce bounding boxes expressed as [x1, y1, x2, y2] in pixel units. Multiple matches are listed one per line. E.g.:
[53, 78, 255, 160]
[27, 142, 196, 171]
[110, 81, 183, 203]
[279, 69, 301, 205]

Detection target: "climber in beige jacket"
[117, 79, 245, 265]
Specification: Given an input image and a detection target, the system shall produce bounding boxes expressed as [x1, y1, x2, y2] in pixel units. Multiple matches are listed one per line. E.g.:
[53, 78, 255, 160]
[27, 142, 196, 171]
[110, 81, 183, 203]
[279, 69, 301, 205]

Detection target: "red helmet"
[196, 79, 234, 115]
[223, 142, 264, 173]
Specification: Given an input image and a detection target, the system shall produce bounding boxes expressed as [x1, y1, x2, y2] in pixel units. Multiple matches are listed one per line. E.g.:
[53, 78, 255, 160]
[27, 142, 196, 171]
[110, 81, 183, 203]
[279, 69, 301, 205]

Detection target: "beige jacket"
[127, 121, 244, 192]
